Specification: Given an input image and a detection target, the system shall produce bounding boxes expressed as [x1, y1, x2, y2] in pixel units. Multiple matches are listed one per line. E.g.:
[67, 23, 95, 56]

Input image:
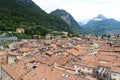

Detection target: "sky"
[33, 0, 120, 24]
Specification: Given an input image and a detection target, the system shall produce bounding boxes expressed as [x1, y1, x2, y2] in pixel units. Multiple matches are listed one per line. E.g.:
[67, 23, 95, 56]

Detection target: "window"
[88, 68, 90, 70]
[74, 65, 79, 68]
[77, 65, 79, 68]
[113, 73, 116, 76]
[32, 73, 36, 77]
[82, 67, 85, 69]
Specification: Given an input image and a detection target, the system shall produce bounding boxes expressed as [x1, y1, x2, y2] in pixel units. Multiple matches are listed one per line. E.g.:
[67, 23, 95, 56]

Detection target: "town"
[1, 0, 120, 80]
[0, 33, 120, 80]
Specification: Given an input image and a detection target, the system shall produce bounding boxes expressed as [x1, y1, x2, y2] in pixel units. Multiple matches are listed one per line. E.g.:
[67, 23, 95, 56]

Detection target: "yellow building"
[16, 27, 25, 33]
[74, 60, 96, 74]
[111, 67, 120, 80]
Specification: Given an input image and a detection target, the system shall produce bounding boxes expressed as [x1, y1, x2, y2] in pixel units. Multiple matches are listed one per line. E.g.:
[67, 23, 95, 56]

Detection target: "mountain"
[78, 22, 84, 26]
[50, 9, 88, 34]
[92, 14, 107, 21]
[84, 14, 120, 34]
[0, 0, 72, 38]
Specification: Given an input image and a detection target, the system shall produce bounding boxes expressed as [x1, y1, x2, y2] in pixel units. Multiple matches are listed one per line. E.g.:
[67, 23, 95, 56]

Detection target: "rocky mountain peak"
[50, 9, 88, 34]
[92, 14, 107, 21]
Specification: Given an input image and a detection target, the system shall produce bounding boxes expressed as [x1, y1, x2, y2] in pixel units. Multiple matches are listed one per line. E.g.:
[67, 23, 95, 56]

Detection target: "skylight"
[61, 73, 69, 78]
[42, 78, 47, 80]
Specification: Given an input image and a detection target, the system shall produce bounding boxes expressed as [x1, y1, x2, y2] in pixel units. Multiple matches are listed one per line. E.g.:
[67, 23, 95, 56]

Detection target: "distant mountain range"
[50, 9, 88, 34]
[92, 14, 107, 21]
[83, 14, 120, 34]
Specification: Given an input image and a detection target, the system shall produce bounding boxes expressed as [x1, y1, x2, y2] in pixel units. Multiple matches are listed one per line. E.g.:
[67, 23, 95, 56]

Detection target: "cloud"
[33, 0, 120, 23]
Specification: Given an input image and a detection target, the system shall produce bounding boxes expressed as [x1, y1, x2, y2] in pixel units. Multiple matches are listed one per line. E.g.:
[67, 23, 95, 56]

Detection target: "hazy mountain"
[92, 14, 107, 21]
[84, 14, 120, 34]
[0, 0, 72, 37]
[50, 9, 88, 34]
[78, 22, 84, 26]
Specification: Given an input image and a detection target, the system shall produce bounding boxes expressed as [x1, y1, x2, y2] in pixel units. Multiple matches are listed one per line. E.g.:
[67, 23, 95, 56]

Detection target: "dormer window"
[32, 73, 36, 77]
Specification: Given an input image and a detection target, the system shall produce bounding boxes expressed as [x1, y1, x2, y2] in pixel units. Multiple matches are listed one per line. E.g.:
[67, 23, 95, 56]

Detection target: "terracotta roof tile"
[22, 64, 87, 80]
[85, 75, 97, 80]
[75, 60, 97, 68]
[2, 62, 27, 80]
[46, 51, 54, 55]
[79, 55, 98, 63]
[19, 47, 33, 52]
[66, 48, 87, 56]
[96, 52, 117, 62]
[111, 67, 120, 73]
[8, 51, 19, 56]
[65, 63, 74, 70]
[50, 44, 57, 49]
[55, 57, 70, 66]
[107, 60, 120, 67]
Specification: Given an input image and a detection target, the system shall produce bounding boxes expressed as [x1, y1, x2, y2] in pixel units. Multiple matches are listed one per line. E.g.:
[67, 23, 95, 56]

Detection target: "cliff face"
[60, 14, 72, 26]
[50, 9, 88, 34]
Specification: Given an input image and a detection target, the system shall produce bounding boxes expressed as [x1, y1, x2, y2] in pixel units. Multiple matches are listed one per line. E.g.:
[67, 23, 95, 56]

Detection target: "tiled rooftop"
[1, 38, 120, 80]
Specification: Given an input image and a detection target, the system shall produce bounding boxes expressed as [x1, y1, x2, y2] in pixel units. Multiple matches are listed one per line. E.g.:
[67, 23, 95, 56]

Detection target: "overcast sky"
[33, 0, 120, 23]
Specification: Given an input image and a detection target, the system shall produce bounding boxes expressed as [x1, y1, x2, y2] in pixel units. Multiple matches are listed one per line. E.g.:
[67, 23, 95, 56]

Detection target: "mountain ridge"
[92, 14, 107, 21]
[84, 15, 120, 34]
[50, 9, 88, 34]
[0, 0, 72, 37]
